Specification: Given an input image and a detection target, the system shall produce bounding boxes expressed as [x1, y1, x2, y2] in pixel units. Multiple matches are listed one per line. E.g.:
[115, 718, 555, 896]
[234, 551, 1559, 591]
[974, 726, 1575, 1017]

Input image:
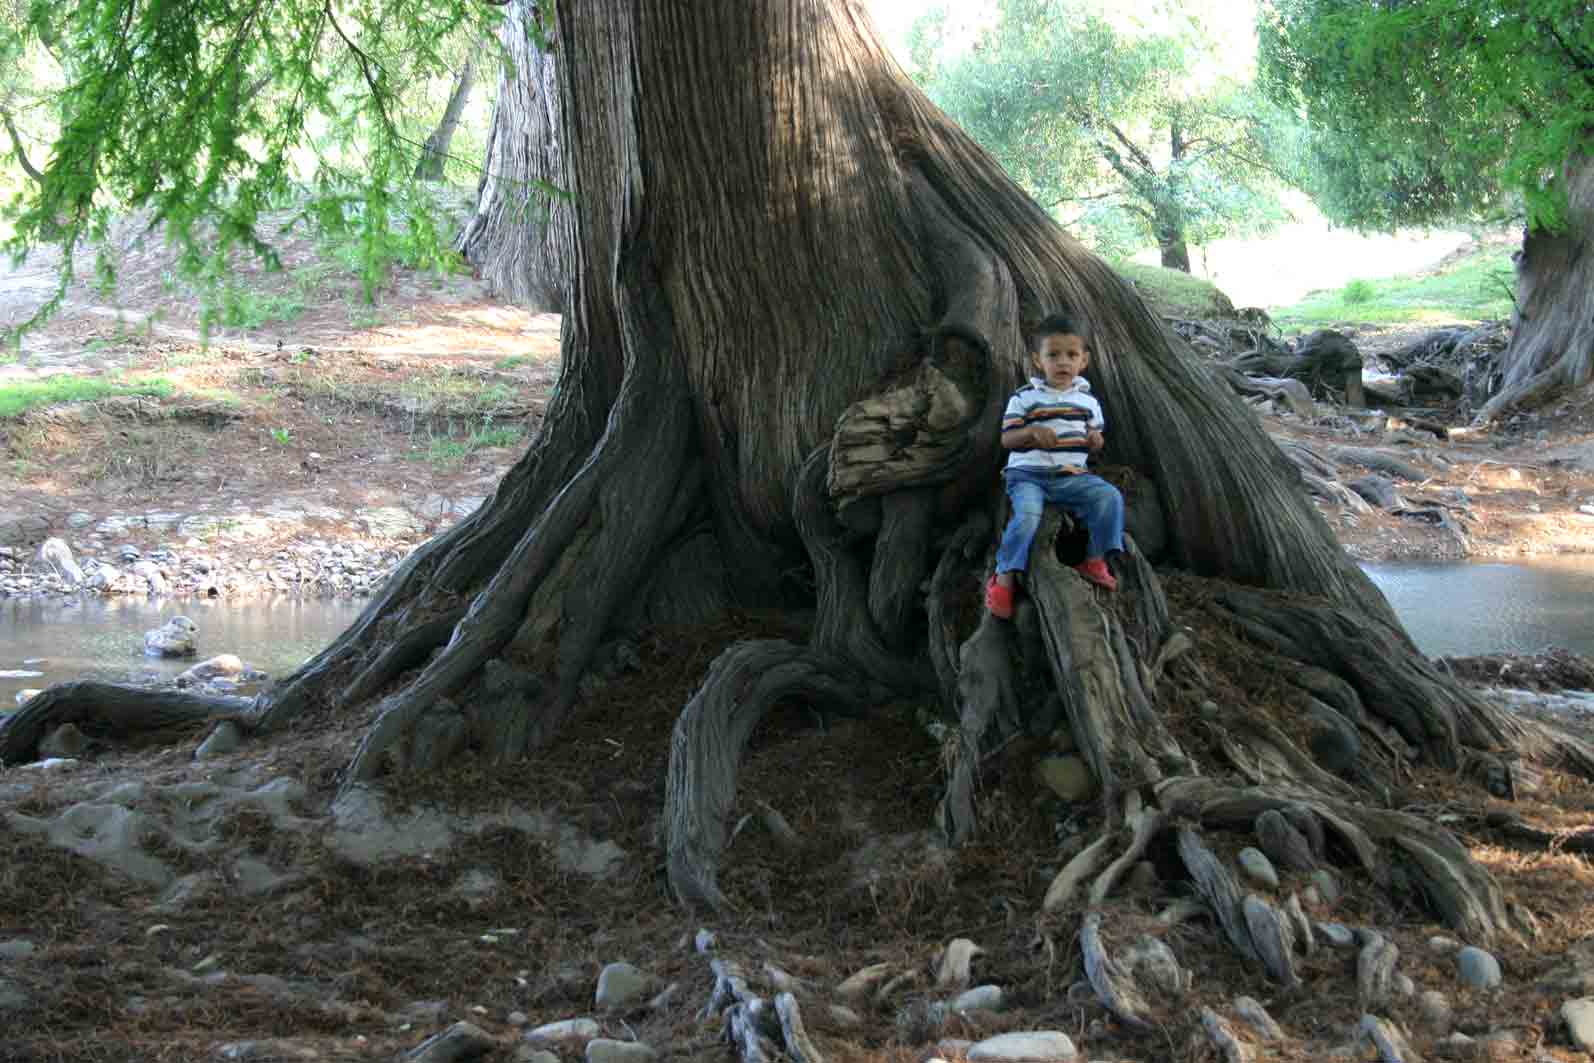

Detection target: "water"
[1363, 556, 1594, 659]
[2, 558, 1592, 710]
[0, 596, 368, 708]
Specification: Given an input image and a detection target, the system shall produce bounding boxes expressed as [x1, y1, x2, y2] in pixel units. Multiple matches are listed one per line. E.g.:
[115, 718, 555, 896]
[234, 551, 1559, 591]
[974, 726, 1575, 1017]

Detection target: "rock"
[515, 1051, 559, 1063]
[130, 559, 169, 595]
[359, 506, 426, 539]
[1034, 755, 1097, 802]
[176, 654, 246, 687]
[1317, 922, 1357, 948]
[1540, 939, 1594, 994]
[967, 1031, 1078, 1061]
[1563, 998, 1594, 1051]
[143, 615, 199, 657]
[896, 999, 949, 1040]
[526, 1018, 601, 1047]
[952, 985, 1005, 1013]
[0, 939, 37, 961]
[1236, 847, 1279, 889]
[1393, 973, 1415, 998]
[1428, 935, 1461, 955]
[584, 1041, 656, 1063]
[1122, 936, 1186, 996]
[38, 538, 84, 585]
[195, 721, 243, 760]
[1233, 996, 1285, 1041]
[1309, 868, 1341, 903]
[595, 962, 651, 1011]
[1433, 1033, 1474, 1059]
[1457, 946, 1502, 990]
[38, 723, 87, 759]
[404, 1021, 495, 1062]
[1417, 990, 1452, 1034]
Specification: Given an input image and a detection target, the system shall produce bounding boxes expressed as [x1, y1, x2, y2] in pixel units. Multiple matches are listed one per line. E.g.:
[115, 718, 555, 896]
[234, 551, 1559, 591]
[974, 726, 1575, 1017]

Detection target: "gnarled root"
[0, 682, 249, 764]
[664, 642, 873, 908]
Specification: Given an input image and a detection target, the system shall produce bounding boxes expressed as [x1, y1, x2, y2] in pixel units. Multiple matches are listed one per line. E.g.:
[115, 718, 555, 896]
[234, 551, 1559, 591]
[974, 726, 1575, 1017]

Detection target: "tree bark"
[454, 0, 569, 311]
[1480, 151, 1594, 420]
[413, 51, 479, 182]
[7, 2, 1580, 982]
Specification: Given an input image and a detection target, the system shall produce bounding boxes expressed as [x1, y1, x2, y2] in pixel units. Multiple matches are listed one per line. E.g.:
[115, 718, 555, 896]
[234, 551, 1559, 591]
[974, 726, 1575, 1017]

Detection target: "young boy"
[985, 313, 1125, 619]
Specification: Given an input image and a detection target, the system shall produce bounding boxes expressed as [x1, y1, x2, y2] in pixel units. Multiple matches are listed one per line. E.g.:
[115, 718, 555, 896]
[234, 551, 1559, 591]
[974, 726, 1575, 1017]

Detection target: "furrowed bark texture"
[456, 0, 569, 312]
[1482, 151, 1594, 419]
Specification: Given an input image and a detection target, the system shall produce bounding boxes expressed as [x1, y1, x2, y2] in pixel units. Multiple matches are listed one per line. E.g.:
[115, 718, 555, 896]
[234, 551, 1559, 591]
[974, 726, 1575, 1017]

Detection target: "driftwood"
[1201, 1007, 1258, 1063]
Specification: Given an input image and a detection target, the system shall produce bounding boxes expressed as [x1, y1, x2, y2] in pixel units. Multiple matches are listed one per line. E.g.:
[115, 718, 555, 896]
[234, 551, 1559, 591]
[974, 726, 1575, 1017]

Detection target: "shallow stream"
[3, 557, 1593, 710]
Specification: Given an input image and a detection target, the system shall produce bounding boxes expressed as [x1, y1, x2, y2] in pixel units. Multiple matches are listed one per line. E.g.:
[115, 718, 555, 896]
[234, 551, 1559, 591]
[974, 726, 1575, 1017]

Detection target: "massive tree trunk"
[6, 0, 1588, 999]
[412, 51, 479, 182]
[454, 0, 569, 312]
[1479, 151, 1594, 420]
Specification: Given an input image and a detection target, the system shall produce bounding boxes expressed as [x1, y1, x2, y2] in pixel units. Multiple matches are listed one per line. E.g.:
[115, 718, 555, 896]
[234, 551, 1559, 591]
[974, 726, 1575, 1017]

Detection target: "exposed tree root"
[0, 682, 249, 764]
[664, 641, 873, 907]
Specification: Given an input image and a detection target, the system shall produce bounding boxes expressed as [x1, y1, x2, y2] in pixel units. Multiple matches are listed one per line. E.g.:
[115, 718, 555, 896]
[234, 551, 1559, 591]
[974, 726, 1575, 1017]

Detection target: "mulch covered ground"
[4, 610, 1594, 1062]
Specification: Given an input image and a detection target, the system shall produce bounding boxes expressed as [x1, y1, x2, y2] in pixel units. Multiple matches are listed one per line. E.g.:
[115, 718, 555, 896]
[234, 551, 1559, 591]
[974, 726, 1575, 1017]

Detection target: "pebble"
[952, 985, 1005, 1013]
[1417, 990, 1452, 1034]
[0, 940, 37, 961]
[526, 1018, 601, 1046]
[1316, 922, 1356, 948]
[595, 962, 651, 1011]
[827, 1004, 863, 1028]
[1456, 946, 1502, 990]
[1562, 998, 1594, 1051]
[1428, 935, 1461, 955]
[1233, 996, 1285, 1041]
[584, 1040, 656, 1063]
[515, 1051, 560, 1063]
[967, 1031, 1078, 1061]
[406, 1022, 494, 1063]
[1309, 868, 1341, 903]
[1034, 755, 1097, 802]
[1236, 848, 1279, 889]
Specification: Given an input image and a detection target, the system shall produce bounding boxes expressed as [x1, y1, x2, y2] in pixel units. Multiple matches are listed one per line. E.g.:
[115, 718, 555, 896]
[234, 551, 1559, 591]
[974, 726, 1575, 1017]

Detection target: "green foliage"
[1259, 0, 1592, 232]
[269, 425, 293, 445]
[1340, 278, 1375, 306]
[1270, 247, 1515, 331]
[1113, 261, 1236, 318]
[0, 0, 552, 340]
[0, 374, 173, 417]
[913, 0, 1297, 260]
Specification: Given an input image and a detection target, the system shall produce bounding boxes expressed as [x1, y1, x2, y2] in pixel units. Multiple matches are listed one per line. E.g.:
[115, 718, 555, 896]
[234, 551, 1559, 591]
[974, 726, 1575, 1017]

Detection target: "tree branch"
[1, 109, 43, 183]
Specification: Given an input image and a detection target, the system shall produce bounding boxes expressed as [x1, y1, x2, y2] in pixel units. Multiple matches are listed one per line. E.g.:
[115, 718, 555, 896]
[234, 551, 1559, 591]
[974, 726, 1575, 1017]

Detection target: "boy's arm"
[1003, 424, 1056, 450]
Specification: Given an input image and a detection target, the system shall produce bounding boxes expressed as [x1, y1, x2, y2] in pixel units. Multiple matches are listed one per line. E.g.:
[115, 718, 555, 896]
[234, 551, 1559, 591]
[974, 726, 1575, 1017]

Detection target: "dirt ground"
[5, 232, 1594, 1063]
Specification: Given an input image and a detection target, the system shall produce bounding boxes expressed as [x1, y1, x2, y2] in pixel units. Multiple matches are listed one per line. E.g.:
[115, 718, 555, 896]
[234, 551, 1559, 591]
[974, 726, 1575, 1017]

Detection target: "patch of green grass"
[1271, 247, 1515, 332]
[1113, 261, 1237, 318]
[0, 375, 175, 418]
[495, 355, 538, 371]
[1341, 278, 1377, 305]
[412, 422, 526, 465]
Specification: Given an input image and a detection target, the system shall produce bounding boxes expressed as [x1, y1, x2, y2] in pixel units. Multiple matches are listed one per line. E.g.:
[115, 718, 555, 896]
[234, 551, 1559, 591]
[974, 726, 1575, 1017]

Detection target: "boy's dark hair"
[1032, 312, 1089, 349]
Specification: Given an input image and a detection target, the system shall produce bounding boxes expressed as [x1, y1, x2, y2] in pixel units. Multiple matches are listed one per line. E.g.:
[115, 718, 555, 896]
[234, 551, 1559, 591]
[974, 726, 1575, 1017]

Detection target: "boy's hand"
[1085, 429, 1105, 452]
[1028, 425, 1060, 449]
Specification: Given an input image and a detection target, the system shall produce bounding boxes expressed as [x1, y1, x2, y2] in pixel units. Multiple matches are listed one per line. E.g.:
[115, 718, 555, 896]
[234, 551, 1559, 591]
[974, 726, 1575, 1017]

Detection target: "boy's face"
[1033, 331, 1090, 389]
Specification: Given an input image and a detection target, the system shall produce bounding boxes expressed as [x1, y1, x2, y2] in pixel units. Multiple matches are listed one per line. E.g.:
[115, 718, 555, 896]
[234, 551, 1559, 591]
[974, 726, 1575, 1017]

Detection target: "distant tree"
[1260, 0, 1594, 419]
[913, 0, 1295, 269]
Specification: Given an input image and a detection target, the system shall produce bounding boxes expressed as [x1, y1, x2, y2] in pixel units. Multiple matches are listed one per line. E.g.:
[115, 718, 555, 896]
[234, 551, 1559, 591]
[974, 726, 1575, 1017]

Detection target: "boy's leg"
[995, 475, 1047, 576]
[1047, 474, 1125, 559]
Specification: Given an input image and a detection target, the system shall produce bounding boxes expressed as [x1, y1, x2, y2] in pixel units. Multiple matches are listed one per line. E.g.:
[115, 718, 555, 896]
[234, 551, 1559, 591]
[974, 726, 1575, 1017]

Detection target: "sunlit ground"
[1132, 220, 1476, 310]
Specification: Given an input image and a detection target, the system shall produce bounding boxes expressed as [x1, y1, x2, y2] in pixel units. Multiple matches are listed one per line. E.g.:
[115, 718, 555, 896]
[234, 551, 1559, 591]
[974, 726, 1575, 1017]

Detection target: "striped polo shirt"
[1002, 376, 1104, 473]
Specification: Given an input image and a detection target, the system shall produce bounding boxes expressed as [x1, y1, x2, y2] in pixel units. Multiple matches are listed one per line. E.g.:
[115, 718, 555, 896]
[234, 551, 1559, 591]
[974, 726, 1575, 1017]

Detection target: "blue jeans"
[996, 468, 1125, 575]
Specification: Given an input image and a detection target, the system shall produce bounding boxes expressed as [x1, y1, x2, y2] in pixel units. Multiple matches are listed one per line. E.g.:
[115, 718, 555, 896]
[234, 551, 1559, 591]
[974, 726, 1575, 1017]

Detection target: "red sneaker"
[1075, 557, 1117, 591]
[985, 575, 1015, 619]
